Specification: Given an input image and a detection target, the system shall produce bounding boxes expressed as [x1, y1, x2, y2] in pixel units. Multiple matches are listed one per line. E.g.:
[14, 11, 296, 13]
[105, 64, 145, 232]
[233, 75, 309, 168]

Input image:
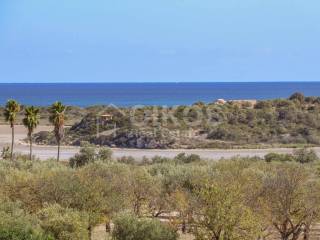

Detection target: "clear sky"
[0, 0, 319, 83]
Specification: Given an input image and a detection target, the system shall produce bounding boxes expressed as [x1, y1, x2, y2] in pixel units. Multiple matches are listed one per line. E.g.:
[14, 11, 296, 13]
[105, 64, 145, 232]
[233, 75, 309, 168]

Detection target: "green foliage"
[4, 99, 21, 160]
[293, 148, 319, 163]
[4, 99, 21, 126]
[23, 106, 41, 160]
[23, 106, 40, 136]
[117, 156, 135, 165]
[69, 142, 96, 168]
[264, 152, 294, 162]
[0, 200, 53, 240]
[289, 92, 305, 102]
[1, 147, 10, 160]
[38, 204, 89, 240]
[174, 153, 201, 164]
[49, 102, 67, 126]
[147, 153, 202, 165]
[128, 167, 156, 216]
[49, 101, 66, 161]
[264, 148, 319, 164]
[98, 147, 113, 162]
[259, 164, 320, 240]
[69, 142, 113, 167]
[25, 95, 320, 149]
[2, 150, 320, 240]
[193, 183, 261, 240]
[112, 214, 178, 240]
[208, 125, 245, 142]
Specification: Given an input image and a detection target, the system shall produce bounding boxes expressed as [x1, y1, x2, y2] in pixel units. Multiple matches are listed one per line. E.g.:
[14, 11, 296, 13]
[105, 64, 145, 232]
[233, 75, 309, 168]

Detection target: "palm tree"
[49, 102, 66, 162]
[4, 99, 21, 161]
[23, 106, 40, 160]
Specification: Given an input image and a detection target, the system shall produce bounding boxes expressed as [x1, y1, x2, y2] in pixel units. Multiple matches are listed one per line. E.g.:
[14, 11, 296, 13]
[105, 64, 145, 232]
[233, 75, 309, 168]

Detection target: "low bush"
[112, 214, 178, 240]
[0, 200, 53, 240]
[38, 204, 89, 240]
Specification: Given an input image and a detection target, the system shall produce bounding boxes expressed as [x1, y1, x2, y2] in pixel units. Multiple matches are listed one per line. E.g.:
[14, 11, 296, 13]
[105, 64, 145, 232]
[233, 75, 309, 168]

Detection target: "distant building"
[214, 99, 257, 108]
[215, 99, 227, 105]
[100, 114, 113, 121]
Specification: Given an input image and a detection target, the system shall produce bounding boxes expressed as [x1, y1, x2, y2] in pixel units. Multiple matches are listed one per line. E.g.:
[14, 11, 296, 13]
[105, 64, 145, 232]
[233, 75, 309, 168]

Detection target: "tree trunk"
[105, 221, 111, 233]
[88, 226, 92, 240]
[182, 219, 186, 234]
[29, 134, 33, 161]
[280, 233, 289, 240]
[304, 225, 310, 240]
[11, 125, 14, 161]
[57, 140, 60, 162]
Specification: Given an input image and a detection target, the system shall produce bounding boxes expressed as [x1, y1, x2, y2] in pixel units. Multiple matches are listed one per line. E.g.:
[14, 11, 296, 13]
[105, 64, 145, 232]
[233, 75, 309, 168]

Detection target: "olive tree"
[38, 203, 89, 240]
[193, 182, 261, 240]
[259, 164, 320, 240]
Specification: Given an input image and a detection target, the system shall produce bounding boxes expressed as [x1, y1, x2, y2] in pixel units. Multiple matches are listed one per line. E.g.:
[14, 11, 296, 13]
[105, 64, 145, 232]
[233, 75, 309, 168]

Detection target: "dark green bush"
[265, 149, 319, 164]
[97, 147, 113, 162]
[69, 143, 96, 168]
[289, 92, 305, 102]
[69, 142, 113, 167]
[264, 153, 294, 163]
[293, 148, 319, 164]
[174, 153, 201, 164]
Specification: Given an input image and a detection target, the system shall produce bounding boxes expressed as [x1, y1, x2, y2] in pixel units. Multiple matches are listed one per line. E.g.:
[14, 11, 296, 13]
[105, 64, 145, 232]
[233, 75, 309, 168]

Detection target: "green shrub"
[289, 92, 305, 102]
[38, 204, 89, 240]
[97, 147, 113, 162]
[69, 142, 96, 168]
[293, 148, 319, 164]
[117, 156, 135, 165]
[112, 214, 178, 240]
[1, 147, 10, 160]
[0, 200, 53, 240]
[151, 156, 171, 164]
[264, 149, 319, 164]
[264, 153, 294, 163]
[69, 142, 113, 167]
[174, 153, 201, 164]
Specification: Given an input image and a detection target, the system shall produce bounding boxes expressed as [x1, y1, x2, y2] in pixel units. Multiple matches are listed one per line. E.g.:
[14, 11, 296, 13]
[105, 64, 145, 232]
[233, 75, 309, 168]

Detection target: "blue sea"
[0, 82, 320, 107]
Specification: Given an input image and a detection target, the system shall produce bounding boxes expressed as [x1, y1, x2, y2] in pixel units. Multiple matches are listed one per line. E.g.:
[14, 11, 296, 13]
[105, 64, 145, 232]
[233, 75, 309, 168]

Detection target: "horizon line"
[0, 81, 320, 84]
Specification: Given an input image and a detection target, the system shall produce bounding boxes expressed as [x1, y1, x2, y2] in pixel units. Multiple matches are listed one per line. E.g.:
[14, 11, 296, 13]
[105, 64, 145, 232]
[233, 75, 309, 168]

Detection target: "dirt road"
[4, 144, 319, 161]
[0, 125, 319, 161]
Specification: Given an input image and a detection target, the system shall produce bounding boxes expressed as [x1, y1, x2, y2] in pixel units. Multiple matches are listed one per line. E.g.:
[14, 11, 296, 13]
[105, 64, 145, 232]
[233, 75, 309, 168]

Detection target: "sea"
[0, 82, 320, 107]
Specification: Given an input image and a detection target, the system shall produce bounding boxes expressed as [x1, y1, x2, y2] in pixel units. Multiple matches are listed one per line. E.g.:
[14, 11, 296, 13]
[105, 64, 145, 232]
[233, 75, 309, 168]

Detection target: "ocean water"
[0, 82, 319, 107]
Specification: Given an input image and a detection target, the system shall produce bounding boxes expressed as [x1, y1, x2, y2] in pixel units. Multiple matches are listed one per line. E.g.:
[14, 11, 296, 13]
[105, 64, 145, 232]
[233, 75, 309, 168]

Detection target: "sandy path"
[15, 146, 320, 161]
[0, 125, 319, 161]
[0, 125, 53, 144]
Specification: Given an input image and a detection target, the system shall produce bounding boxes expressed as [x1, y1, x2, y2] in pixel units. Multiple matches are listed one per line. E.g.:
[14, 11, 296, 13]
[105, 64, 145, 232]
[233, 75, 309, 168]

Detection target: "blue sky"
[0, 0, 319, 83]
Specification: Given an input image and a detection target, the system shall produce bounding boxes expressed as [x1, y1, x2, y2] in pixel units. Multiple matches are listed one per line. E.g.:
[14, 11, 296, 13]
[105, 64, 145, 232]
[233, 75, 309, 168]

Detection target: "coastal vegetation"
[0, 92, 317, 149]
[2, 93, 320, 149]
[2, 94, 320, 239]
[0, 146, 320, 239]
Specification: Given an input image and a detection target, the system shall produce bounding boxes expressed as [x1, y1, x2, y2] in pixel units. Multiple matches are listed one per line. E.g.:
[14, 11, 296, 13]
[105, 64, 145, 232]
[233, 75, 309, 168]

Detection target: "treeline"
[1, 146, 320, 240]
